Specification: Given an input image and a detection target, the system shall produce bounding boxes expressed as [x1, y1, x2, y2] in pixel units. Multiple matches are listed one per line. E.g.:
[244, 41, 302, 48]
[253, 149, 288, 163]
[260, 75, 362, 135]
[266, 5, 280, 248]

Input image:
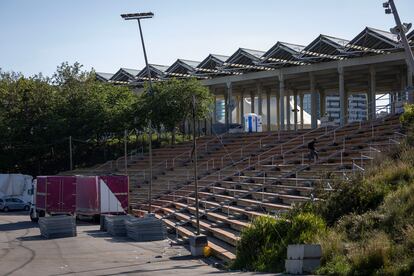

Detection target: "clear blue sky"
[1, 0, 413, 77]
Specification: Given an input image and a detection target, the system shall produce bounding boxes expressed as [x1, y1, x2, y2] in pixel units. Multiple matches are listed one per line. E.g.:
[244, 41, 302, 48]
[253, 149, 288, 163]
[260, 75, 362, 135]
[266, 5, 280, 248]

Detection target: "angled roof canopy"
[165, 59, 201, 78]
[98, 26, 410, 86]
[195, 54, 230, 77]
[261, 42, 307, 67]
[136, 64, 169, 81]
[110, 68, 140, 82]
[95, 72, 114, 82]
[347, 27, 399, 55]
[223, 48, 267, 72]
[300, 34, 349, 62]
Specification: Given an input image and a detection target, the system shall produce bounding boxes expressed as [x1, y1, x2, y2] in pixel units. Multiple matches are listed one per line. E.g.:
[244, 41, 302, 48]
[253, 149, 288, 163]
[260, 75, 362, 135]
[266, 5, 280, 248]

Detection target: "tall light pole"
[191, 95, 200, 235]
[121, 12, 155, 213]
[383, 0, 414, 103]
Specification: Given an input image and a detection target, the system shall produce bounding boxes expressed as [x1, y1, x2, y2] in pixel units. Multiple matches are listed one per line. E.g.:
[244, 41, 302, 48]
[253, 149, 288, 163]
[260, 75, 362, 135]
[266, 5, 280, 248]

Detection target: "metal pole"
[388, 0, 414, 103]
[124, 130, 128, 175]
[192, 95, 200, 235]
[69, 136, 73, 171]
[388, 0, 414, 73]
[136, 18, 154, 213]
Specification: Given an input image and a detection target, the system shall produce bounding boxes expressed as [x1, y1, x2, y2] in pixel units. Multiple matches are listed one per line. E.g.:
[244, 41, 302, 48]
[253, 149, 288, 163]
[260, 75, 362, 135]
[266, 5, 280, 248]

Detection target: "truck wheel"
[30, 209, 39, 222]
[39, 210, 45, 217]
[24, 205, 29, 211]
[3, 207, 9, 212]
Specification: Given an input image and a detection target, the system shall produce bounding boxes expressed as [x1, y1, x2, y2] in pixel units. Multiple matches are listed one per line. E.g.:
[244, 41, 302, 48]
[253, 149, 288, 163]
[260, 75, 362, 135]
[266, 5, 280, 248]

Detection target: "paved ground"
[0, 213, 277, 276]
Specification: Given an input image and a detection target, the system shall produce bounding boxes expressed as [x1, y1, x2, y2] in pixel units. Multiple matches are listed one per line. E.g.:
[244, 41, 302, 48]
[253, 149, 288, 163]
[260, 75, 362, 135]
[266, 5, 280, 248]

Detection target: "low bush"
[316, 175, 388, 226]
[348, 232, 392, 275]
[231, 213, 326, 272]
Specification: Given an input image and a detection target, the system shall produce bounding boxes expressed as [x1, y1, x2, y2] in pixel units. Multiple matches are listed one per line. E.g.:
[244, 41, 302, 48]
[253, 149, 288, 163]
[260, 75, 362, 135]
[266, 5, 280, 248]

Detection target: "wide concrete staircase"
[131, 114, 403, 262]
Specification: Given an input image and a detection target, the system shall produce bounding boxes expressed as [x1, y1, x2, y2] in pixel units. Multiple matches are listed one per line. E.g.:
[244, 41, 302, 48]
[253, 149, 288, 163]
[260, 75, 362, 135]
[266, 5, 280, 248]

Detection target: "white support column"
[293, 90, 298, 131]
[250, 90, 255, 113]
[240, 89, 245, 128]
[212, 94, 217, 124]
[339, 67, 347, 126]
[286, 92, 291, 130]
[235, 95, 240, 124]
[266, 89, 271, 131]
[369, 66, 376, 120]
[408, 66, 413, 104]
[226, 82, 233, 127]
[299, 93, 304, 129]
[276, 92, 280, 130]
[401, 68, 407, 101]
[310, 73, 318, 129]
[257, 82, 263, 116]
[319, 88, 326, 118]
[279, 74, 285, 130]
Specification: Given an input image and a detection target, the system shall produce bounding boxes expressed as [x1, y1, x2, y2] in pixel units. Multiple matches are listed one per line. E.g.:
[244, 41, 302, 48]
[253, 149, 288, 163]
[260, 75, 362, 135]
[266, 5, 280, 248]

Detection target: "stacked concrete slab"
[39, 216, 77, 239]
[126, 214, 166, 242]
[105, 215, 128, 236]
[285, 244, 322, 274]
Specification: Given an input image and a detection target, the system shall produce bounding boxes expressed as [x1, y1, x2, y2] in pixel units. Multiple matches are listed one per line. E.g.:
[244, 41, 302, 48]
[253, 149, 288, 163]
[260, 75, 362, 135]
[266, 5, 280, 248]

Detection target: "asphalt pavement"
[0, 213, 278, 276]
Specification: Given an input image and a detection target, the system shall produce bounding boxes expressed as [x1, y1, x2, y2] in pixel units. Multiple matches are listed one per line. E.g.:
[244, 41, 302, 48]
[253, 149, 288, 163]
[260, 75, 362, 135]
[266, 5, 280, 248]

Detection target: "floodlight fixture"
[121, 12, 154, 20]
[403, 23, 412, 33]
[385, 8, 392, 14]
[383, 2, 390, 8]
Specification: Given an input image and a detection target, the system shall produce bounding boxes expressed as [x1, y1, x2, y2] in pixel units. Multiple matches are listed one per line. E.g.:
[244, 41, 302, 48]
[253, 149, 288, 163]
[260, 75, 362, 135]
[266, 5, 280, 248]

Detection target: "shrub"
[337, 211, 384, 241]
[316, 229, 346, 264]
[317, 175, 388, 226]
[379, 183, 414, 239]
[400, 104, 414, 145]
[348, 232, 392, 275]
[369, 162, 414, 189]
[232, 213, 326, 272]
[231, 216, 290, 272]
[316, 255, 351, 275]
[400, 104, 414, 128]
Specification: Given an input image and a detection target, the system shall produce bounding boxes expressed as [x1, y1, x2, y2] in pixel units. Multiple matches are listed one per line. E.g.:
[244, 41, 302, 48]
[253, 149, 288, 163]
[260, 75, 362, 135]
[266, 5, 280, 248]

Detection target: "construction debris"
[39, 216, 77, 239]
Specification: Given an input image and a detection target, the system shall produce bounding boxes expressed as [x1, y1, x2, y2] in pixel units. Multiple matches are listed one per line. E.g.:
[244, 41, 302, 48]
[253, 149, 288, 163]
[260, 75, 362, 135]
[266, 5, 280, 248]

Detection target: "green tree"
[0, 63, 138, 175]
[137, 78, 213, 144]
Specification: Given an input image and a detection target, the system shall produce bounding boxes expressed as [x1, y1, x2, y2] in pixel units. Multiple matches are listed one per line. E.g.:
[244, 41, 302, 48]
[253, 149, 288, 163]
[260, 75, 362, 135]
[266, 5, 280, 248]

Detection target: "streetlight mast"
[383, 0, 414, 103]
[121, 12, 155, 213]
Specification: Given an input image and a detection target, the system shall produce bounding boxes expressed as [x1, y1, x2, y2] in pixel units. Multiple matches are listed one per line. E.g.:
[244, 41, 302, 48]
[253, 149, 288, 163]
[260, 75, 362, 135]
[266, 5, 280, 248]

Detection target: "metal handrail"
[140, 102, 401, 213]
[140, 124, 337, 214]
[146, 110, 398, 211]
